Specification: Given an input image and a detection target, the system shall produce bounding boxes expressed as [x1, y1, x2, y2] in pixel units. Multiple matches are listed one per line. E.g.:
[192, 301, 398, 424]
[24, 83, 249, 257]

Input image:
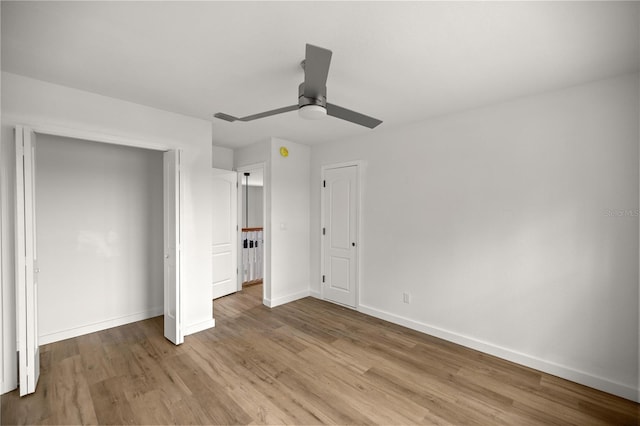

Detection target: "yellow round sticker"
[280, 146, 289, 157]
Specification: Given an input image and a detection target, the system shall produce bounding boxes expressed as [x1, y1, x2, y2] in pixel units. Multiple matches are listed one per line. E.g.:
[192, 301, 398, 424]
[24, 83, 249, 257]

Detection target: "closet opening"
[14, 124, 182, 396]
[35, 134, 166, 346]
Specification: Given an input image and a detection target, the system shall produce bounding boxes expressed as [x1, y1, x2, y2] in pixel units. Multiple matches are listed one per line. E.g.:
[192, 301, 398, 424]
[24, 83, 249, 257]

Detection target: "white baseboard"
[1, 379, 16, 395]
[264, 289, 311, 308]
[309, 290, 321, 299]
[38, 307, 163, 345]
[1, 351, 18, 395]
[184, 318, 215, 336]
[358, 303, 639, 403]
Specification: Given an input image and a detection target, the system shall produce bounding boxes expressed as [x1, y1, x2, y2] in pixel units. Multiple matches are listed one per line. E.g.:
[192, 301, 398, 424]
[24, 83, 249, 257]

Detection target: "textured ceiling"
[2, 1, 638, 148]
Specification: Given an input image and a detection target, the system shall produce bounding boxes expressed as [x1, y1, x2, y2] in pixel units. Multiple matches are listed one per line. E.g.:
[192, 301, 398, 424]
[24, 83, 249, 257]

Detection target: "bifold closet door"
[163, 150, 183, 345]
[15, 125, 40, 396]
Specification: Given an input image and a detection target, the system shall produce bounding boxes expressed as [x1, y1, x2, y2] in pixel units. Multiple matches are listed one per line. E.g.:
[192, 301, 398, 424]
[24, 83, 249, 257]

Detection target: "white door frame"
[0, 135, 3, 394]
[320, 161, 364, 308]
[236, 163, 268, 304]
[12, 123, 183, 396]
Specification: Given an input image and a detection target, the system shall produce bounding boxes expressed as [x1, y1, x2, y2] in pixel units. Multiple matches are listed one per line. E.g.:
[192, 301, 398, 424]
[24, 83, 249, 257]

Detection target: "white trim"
[38, 307, 163, 345]
[15, 125, 27, 394]
[184, 318, 216, 336]
[264, 289, 310, 308]
[358, 303, 640, 403]
[0, 124, 3, 394]
[1, 379, 14, 395]
[309, 290, 321, 299]
[7, 115, 171, 152]
[320, 161, 364, 308]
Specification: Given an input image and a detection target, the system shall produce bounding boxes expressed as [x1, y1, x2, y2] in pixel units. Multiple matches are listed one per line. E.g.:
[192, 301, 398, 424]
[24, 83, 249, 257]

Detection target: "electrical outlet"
[403, 292, 411, 304]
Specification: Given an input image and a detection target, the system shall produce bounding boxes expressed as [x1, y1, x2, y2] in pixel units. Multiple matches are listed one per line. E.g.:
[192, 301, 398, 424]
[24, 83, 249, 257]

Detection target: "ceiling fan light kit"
[214, 44, 382, 129]
[298, 104, 327, 120]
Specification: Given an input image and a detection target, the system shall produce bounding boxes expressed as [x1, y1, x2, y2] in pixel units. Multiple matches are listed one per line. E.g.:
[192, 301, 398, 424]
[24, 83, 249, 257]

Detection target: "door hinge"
[322, 275, 325, 283]
[322, 227, 325, 236]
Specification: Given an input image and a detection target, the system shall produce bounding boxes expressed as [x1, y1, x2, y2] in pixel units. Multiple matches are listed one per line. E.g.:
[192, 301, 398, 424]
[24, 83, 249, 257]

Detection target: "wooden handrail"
[241, 227, 264, 232]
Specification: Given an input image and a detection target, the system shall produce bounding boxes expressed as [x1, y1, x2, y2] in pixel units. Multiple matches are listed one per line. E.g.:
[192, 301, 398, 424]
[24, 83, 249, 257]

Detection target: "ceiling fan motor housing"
[298, 82, 327, 109]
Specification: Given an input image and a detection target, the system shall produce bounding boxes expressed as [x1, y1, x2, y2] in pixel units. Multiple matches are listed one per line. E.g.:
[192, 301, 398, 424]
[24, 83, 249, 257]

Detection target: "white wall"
[310, 73, 640, 401]
[234, 137, 310, 307]
[1, 72, 214, 393]
[35, 134, 163, 344]
[270, 138, 310, 306]
[212, 144, 234, 170]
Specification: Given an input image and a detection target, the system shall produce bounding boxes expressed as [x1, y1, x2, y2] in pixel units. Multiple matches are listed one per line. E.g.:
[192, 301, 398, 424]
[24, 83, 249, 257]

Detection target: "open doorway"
[236, 165, 266, 302]
[240, 169, 264, 288]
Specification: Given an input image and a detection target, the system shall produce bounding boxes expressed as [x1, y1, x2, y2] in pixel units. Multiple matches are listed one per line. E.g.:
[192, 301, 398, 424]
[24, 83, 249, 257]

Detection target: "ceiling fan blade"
[326, 103, 383, 129]
[303, 44, 332, 98]
[214, 105, 298, 122]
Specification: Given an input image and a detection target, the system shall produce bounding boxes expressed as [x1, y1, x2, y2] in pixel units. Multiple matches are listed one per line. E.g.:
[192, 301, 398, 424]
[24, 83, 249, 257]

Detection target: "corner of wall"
[212, 144, 234, 170]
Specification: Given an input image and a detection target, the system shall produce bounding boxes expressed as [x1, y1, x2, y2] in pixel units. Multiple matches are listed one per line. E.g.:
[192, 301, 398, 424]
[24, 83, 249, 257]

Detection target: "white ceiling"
[2, 1, 638, 148]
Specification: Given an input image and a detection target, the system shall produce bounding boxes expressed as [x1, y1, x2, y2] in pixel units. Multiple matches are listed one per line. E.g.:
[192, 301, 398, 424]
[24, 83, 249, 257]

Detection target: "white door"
[163, 150, 183, 345]
[322, 165, 358, 307]
[211, 169, 238, 299]
[15, 126, 40, 396]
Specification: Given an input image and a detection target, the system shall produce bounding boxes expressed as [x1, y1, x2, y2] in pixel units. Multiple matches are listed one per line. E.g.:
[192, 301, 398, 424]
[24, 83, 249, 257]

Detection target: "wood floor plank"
[46, 355, 98, 425]
[186, 337, 296, 425]
[2, 284, 638, 425]
[88, 376, 137, 425]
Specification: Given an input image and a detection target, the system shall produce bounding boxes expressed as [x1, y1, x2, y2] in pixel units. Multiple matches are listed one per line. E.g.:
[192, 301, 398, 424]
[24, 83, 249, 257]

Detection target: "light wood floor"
[2, 285, 638, 425]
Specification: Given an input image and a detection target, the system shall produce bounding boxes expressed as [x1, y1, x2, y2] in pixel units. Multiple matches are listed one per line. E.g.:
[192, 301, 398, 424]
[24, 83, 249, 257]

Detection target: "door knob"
[352, 242, 356, 247]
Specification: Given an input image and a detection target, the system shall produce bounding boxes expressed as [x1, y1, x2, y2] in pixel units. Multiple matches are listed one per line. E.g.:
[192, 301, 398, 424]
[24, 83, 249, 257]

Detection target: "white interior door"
[15, 126, 40, 396]
[322, 165, 358, 307]
[163, 150, 183, 345]
[212, 169, 238, 299]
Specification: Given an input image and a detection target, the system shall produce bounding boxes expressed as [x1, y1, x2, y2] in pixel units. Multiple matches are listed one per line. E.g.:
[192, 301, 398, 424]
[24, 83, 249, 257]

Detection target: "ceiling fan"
[214, 44, 382, 129]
